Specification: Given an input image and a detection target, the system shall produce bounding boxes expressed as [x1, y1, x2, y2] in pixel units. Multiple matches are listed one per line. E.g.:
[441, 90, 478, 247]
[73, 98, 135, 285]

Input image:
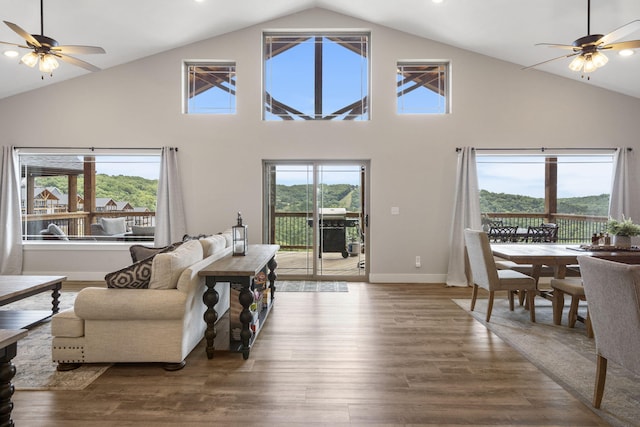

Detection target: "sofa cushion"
[149, 240, 203, 290]
[131, 225, 155, 236]
[105, 256, 156, 289]
[200, 234, 227, 257]
[51, 308, 84, 338]
[100, 217, 127, 235]
[48, 223, 69, 241]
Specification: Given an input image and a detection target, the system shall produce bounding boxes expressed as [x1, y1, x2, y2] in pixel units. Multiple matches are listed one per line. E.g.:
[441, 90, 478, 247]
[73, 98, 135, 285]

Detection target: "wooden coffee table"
[0, 276, 66, 329]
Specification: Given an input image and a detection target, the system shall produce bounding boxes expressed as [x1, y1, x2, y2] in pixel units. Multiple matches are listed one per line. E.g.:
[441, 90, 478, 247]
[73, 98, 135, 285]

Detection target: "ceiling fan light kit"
[526, 0, 640, 75]
[0, 0, 105, 78]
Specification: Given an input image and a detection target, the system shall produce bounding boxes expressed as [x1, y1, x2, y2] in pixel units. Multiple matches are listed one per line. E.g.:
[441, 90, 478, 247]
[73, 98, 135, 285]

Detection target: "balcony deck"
[275, 250, 366, 278]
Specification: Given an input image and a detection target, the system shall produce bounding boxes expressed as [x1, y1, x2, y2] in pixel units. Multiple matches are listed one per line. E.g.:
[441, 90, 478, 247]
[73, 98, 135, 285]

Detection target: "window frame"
[17, 148, 161, 244]
[263, 31, 370, 121]
[183, 61, 237, 115]
[397, 61, 450, 114]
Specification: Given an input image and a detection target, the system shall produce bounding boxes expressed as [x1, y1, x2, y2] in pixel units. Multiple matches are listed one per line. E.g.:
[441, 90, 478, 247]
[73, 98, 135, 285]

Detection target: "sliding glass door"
[263, 160, 369, 280]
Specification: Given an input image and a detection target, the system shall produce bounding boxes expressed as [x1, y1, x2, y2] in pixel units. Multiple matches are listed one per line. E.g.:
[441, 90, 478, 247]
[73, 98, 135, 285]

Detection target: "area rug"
[277, 281, 349, 292]
[1, 290, 110, 391]
[453, 297, 640, 427]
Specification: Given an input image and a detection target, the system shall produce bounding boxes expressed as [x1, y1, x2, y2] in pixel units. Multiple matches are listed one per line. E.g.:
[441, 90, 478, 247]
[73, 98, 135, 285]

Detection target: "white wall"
[3, 8, 640, 282]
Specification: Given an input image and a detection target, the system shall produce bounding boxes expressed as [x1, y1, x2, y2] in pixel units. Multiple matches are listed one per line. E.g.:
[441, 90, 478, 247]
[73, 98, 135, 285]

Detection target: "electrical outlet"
[415, 256, 421, 268]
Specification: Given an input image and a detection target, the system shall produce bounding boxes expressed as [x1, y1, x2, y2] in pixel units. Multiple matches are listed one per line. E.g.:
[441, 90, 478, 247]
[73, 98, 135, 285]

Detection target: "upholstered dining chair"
[577, 256, 640, 409]
[464, 229, 537, 322]
[549, 277, 592, 338]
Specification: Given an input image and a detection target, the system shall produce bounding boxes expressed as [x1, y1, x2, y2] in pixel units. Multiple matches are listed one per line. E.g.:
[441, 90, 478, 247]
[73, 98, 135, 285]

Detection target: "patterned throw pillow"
[105, 257, 155, 289]
[108, 243, 183, 289]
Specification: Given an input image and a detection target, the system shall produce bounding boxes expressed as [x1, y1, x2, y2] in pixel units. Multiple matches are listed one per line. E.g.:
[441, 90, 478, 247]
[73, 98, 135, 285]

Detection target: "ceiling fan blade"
[597, 20, 640, 46]
[52, 45, 106, 55]
[3, 21, 41, 47]
[602, 40, 640, 50]
[55, 53, 101, 72]
[535, 43, 579, 51]
[522, 52, 579, 70]
[0, 40, 30, 49]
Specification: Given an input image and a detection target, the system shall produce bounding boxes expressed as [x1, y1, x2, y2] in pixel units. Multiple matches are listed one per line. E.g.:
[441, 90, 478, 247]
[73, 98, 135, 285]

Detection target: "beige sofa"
[51, 232, 232, 371]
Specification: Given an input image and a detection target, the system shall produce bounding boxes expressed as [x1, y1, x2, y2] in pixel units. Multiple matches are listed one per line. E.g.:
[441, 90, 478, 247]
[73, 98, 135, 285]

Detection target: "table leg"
[203, 280, 220, 359]
[268, 256, 278, 303]
[51, 282, 61, 315]
[0, 342, 18, 427]
[238, 283, 254, 360]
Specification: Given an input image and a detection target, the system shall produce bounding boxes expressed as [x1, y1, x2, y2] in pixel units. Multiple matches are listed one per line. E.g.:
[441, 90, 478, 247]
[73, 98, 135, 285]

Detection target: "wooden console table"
[199, 244, 279, 360]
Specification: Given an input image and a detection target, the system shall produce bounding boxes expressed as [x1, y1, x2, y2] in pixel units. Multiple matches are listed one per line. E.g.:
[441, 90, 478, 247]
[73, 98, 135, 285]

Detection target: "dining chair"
[524, 223, 558, 243]
[577, 255, 640, 409]
[487, 225, 519, 243]
[549, 277, 592, 337]
[464, 229, 536, 322]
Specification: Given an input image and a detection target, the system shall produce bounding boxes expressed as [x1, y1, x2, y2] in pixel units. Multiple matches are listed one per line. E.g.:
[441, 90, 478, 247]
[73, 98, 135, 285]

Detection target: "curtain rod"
[455, 147, 630, 152]
[13, 146, 176, 151]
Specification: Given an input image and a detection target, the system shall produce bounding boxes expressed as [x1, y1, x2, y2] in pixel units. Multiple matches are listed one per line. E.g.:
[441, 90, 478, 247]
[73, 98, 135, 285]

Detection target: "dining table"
[491, 243, 640, 282]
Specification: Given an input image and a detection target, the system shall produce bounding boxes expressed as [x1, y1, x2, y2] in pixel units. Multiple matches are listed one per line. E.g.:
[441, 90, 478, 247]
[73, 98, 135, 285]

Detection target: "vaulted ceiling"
[1, 0, 640, 100]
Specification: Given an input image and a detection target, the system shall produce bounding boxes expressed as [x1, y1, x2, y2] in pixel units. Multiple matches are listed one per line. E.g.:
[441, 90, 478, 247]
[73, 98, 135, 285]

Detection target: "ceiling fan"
[525, 0, 640, 74]
[0, 0, 105, 77]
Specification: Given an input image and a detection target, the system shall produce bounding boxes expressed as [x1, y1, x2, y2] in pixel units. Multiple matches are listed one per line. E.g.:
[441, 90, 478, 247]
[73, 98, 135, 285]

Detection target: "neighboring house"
[116, 201, 134, 211]
[95, 198, 118, 212]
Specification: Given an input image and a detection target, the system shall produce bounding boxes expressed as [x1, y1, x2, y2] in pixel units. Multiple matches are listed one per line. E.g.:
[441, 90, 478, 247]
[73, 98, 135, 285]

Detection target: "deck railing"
[273, 211, 608, 250]
[483, 213, 608, 243]
[273, 211, 362, 250]
[22, 211, 156, 240]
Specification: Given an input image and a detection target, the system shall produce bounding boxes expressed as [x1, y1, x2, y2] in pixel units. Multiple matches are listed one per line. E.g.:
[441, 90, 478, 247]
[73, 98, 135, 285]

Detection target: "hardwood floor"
[12, 283, 608, 426]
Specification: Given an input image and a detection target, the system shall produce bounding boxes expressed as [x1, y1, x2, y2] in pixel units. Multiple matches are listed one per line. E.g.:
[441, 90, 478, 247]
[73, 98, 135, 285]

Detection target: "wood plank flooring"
[12, 283, 608, 426]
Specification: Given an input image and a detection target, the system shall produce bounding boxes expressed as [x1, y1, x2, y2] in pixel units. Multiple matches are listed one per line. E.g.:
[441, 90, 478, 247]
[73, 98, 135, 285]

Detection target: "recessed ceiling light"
[3, 50, 19, 58]
[432, 0, 444, 3]
[619, 49, 635, 57]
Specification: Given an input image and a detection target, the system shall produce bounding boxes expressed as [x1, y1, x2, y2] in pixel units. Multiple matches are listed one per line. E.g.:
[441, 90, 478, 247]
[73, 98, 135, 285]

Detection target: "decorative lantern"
[232, 212, 248, 256]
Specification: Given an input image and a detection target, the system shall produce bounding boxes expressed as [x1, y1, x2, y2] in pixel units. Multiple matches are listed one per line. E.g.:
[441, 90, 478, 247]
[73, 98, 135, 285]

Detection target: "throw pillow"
[47, 223, 69, 241]
[182, 233, 210, 241]
[149, 240, 203, 290]
[100, 217, 127, 235]
[105, 257, 154, 289]
[129, 242, 182, 263]
[131, 225, 155, 236]
[220, 229, 233, 248]
[200, 234, 227, 257]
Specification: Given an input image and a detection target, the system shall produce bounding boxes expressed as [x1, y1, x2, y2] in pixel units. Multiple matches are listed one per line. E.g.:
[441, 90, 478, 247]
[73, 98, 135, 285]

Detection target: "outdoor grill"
[309, 208, 359, 258]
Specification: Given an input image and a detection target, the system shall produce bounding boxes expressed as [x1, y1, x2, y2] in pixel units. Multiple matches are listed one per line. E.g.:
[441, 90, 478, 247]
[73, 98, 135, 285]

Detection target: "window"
[264, 33, 369, 121]
[476, 153, 614, 242]
[17, 150, 161, 242]
[397, 62, 449, 114]
[184, 62, 236, 114]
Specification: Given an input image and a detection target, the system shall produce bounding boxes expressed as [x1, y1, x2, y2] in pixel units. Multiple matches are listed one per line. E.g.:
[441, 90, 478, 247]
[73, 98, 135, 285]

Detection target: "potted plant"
[605, 216, 640, 248]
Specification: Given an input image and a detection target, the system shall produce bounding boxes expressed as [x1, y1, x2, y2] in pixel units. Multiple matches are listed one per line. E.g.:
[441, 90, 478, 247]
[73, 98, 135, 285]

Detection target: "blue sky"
[95, 156, 160, 180]
[276, 165, 361, 186]
[476, 155, 614, 198]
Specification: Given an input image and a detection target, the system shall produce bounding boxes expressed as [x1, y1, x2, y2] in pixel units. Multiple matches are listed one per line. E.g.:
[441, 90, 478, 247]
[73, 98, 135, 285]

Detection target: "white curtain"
[0, 146, 23, 274]
[155, 147, 186, 247]
[446, 147, 481, 287]
[609, 147, 639, 221]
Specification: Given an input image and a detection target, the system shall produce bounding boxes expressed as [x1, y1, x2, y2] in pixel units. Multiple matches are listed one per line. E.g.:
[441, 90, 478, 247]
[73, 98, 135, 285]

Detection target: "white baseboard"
[368, 273, 447, 283]
[21, 270, 108, 282]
